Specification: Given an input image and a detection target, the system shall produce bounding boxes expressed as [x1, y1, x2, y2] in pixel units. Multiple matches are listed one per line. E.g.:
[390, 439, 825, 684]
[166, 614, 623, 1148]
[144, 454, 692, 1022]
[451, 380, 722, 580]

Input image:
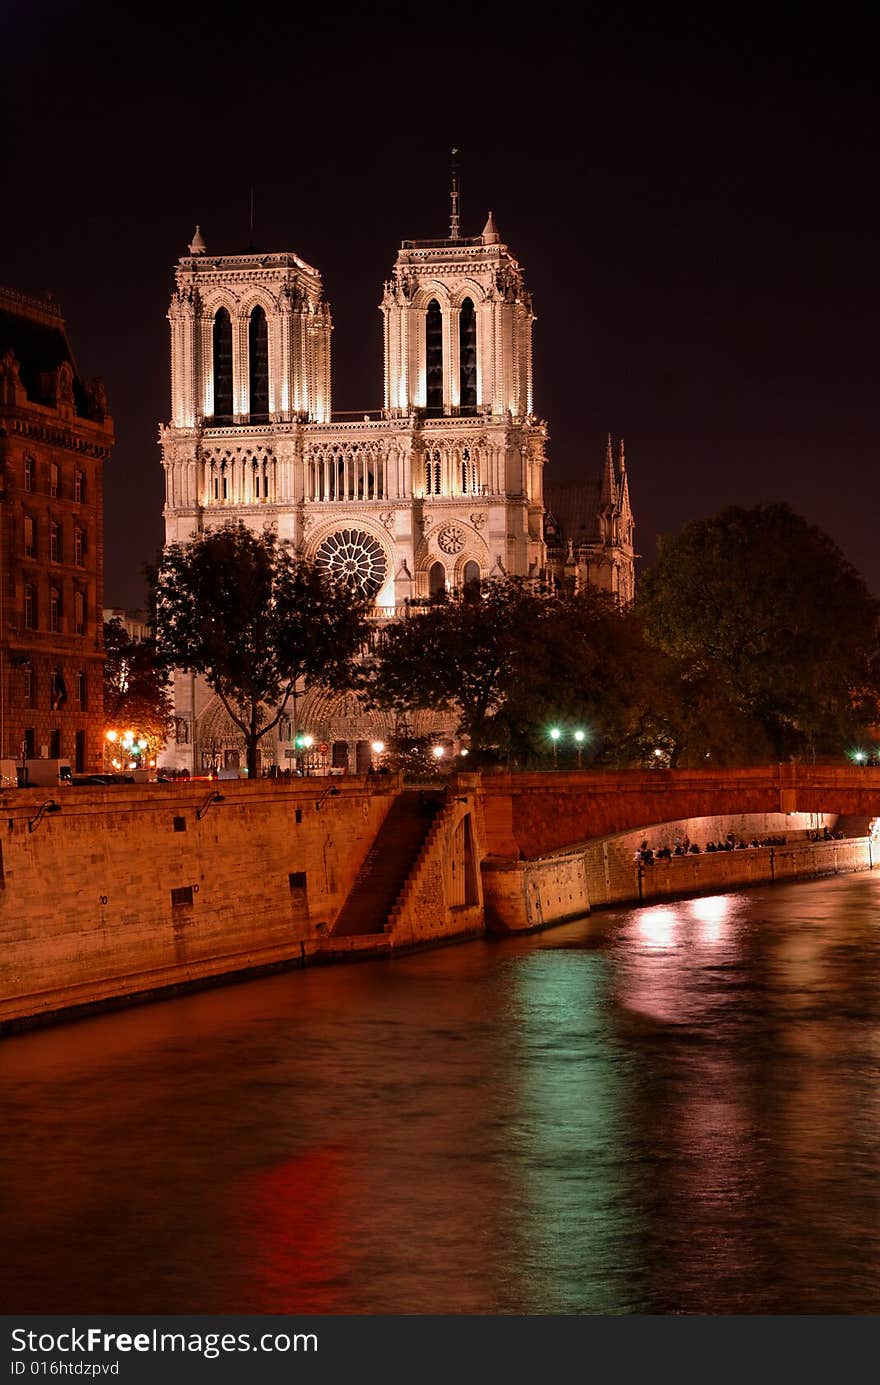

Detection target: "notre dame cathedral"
[159, 197, 634, 774]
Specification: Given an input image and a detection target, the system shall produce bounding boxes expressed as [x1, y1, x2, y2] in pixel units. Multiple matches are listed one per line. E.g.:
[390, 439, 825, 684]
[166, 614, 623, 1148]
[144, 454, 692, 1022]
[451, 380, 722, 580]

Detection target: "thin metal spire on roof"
[449, 147, 461, 239]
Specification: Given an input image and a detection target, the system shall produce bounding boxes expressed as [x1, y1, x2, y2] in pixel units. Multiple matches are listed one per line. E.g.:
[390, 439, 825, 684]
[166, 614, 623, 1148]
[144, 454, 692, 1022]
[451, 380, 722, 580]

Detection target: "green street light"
[549, 726, 561, 769]
[574, 728, 585, 769]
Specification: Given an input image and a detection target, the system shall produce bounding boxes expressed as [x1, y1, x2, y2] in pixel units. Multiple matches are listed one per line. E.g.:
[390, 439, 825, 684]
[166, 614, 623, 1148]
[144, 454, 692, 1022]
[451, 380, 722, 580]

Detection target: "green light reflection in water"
[508, 945, 644, 1313]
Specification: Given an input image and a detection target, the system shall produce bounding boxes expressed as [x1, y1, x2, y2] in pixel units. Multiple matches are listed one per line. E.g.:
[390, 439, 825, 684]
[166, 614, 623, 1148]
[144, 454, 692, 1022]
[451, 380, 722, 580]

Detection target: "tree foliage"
[363, 580, 684, 767]
[637, 504, 880, 760]
[103, 618, 174, 763]
[154, 523, 371, 775]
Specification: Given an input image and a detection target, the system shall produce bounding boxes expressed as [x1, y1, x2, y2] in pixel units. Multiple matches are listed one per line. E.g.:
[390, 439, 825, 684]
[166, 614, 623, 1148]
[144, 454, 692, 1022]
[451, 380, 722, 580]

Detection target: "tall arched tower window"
[249, 306, 269, 419]
[425, 299, 443, 416]
[459, 298, 477, 414]
[213, 308, 233, 419]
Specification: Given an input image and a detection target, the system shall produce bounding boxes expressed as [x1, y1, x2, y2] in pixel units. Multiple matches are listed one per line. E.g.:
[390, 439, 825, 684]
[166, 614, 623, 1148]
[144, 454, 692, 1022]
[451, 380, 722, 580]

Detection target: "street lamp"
[574, 729, 585, 769]
[432, 745, 445, 762]
[371, 740, 384, 772]
[550, 726, 561, 769]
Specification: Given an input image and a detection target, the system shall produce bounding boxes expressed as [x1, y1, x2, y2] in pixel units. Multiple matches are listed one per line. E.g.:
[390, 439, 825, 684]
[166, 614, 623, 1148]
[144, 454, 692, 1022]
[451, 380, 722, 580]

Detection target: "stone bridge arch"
[479, 766, 880, 859]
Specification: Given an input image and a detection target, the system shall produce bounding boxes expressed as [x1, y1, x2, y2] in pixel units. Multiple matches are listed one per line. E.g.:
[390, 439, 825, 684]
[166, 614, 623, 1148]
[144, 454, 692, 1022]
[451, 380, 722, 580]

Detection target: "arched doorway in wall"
[462, 560, 480, 592]
[429, 561, 446, 597]
[332, 741, 349, 771]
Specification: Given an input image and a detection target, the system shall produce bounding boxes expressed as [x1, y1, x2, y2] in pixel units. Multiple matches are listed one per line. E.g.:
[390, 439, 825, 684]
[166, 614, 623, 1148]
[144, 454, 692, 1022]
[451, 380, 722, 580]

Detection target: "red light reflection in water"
[237, 1144, 354, 1312]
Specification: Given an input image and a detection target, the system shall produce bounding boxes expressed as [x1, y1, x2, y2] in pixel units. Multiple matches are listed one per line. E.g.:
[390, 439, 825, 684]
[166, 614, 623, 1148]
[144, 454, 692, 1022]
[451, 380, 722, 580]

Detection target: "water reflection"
[2, 874, 879, 1313]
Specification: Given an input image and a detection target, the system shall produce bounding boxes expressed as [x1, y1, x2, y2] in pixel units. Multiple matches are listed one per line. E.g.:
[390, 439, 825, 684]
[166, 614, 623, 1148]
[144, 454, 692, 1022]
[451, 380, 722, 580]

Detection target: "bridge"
[478, 764, 880, 859]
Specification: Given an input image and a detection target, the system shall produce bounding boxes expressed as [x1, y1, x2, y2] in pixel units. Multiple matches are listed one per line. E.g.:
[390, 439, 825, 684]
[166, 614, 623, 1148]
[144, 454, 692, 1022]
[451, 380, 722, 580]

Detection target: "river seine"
[2, 872, 879, 1314]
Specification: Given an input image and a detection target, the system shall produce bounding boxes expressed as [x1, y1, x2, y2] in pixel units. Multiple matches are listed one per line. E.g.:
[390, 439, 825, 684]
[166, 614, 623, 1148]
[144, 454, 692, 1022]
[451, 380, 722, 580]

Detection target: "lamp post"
[371, 739, 384, 772]
[550, 726, 561, 769]
[574, 729, 585, 769]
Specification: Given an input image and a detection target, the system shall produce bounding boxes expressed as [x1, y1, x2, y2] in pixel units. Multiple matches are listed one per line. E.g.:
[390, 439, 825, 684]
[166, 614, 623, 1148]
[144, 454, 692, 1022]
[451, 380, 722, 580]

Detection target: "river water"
[2, 873, 879, 1315]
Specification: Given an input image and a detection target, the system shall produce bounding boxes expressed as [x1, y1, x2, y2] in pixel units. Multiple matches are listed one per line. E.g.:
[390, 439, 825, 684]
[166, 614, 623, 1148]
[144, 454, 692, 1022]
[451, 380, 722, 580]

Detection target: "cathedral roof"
[0, 286, 91, 417]
[543, 479, 607, 545]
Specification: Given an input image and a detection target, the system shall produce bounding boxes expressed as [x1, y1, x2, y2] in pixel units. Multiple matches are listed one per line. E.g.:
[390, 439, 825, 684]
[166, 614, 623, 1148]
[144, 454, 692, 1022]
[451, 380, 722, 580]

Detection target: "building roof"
[543, 478, 606, 545]
[0, 286, 91, 417]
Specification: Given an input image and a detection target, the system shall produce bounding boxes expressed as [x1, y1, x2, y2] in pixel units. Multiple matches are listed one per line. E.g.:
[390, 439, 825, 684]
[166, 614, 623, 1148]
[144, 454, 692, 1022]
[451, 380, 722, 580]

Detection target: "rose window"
[315, 528, 387, 597]
[437, 525, 464, 555]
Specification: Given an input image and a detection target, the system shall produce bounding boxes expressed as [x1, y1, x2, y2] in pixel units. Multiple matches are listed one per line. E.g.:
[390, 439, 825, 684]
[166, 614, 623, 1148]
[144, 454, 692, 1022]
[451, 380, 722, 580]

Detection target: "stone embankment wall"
[482, 851, 589, 934]
[583, 812, 852, 907]
[481, 812, 874, 931]
[322, 778, 485, 959]
[0, 777, 400, 1028]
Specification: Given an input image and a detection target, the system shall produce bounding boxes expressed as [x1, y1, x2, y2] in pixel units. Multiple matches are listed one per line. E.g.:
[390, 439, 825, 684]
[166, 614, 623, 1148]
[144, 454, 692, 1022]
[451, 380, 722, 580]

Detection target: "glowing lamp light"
[654, 747, 663, 758]
[550, 727, 561, 742]
[460, 748, 469, 757]
[106, 730, 118, 743]
[574, 730, 585, 744]
[137, 739, 148, 751]
[854, 751, 866, 764]
[302, 734, 314, 749]
[371, 741, 385, 755]
[432, 745, 445, 759]
[127, 761, 137, 770]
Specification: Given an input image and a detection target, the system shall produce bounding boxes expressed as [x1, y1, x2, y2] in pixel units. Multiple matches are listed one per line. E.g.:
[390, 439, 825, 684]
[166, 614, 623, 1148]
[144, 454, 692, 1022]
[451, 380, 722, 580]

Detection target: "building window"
[213, 308, 233, 419]
[425, 298, 443, 415]
[49, 728, 61, 759]
[74, 589, 86, 636]
[50, 521, 61, 563]
[248, 305, 269, 418]
[23, 663, 35, 708]
[49, 462, 59, 498]
[23, 728, 36, 759]
[49, 669, 67, 710]
[24, 583, 36, 629]
[425, 448, 441, 496]
[171, 885, 195, 908]
[76, 670, 87, 710]
[24, 514, 35, 558]
[24, 456, 34, 492]
[459, 297, 477, 414]
[74, 469, 85, 503]
[461, 447, 475, 495]
[49, 587, 61, 632]
[74, 528, 85, 567]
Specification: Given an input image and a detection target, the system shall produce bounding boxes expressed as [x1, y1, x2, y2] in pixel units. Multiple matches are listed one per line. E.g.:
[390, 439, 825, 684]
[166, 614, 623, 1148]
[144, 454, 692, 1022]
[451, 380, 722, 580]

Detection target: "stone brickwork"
[0, 776, 398, 1027]
[482, 850, 590, 934]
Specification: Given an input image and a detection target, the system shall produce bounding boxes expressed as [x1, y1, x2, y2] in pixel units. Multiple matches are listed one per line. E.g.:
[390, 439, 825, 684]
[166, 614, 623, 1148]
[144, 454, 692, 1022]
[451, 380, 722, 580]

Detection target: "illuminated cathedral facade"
[159, 207, 634, 773]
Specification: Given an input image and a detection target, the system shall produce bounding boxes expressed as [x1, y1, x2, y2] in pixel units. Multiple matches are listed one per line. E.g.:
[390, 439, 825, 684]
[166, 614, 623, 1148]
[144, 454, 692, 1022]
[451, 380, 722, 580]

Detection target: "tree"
[363, 580, 683, 768]
[103, 618, 174, 768]
[361, 579, 545, 756]
[154, 523, 371, 776]
[637, 504, 880, 760]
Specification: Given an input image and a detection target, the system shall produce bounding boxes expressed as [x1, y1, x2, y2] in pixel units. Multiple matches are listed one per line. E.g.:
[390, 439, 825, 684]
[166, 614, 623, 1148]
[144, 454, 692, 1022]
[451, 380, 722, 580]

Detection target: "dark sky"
[4, 4, 878, 606]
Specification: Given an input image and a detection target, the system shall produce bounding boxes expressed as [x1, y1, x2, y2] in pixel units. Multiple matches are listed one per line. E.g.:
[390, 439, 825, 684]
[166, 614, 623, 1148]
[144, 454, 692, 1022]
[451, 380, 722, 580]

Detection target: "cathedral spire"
[449, 147, 461, 240]
[482, 210, 501, 245]
[188, 225, 206, 255]
[600, 432, 617, 506]
[617, 437, 632, 520]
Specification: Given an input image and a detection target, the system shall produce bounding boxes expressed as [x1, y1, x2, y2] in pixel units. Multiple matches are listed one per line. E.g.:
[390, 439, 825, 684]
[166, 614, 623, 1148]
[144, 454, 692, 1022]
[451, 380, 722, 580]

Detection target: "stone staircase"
[330, 789, 444, 937]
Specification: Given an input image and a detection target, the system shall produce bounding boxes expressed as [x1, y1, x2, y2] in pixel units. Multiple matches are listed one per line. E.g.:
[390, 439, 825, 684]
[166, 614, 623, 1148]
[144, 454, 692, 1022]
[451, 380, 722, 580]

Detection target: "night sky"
[4, 4, 878, 607]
